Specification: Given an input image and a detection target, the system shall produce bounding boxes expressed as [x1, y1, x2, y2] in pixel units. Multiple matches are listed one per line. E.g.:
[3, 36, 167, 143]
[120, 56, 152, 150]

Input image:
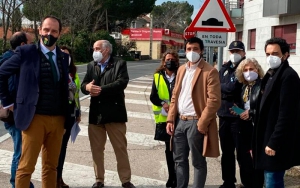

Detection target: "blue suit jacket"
[0, 44, 69, 130]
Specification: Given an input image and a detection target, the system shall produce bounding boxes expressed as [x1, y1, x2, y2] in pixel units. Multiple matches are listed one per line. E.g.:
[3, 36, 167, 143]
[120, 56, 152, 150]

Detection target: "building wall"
[226, 0, 300, 72]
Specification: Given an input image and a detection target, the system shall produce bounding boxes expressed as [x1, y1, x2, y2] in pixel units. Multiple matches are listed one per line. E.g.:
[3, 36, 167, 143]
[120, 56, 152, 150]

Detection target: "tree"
[151, 1, 193, 33]
[11, 7, 22, 33]
[92, 0, 155, 31]
[0, 0, 24, 51]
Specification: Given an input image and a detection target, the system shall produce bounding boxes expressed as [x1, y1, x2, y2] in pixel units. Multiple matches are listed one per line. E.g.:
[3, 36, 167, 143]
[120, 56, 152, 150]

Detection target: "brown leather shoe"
[92, 182, 104, 188]
[57, 178, 69, 188]
[122, 182, 136, 188]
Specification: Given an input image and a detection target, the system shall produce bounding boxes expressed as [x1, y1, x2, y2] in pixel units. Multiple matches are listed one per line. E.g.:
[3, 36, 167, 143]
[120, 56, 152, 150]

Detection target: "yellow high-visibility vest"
[152, 73, 170, 123]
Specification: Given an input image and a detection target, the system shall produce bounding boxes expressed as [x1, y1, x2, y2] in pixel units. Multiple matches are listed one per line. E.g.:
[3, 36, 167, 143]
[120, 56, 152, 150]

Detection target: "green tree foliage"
[151, 1, 193, 33]
[57, 30, 115, 62]
[90, 0, 155, 31]
[11, 8, 22, 33]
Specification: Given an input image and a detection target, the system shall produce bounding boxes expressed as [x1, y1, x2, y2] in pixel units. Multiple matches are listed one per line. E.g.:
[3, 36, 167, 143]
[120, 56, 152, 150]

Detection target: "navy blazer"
[0, 44, 69, 130]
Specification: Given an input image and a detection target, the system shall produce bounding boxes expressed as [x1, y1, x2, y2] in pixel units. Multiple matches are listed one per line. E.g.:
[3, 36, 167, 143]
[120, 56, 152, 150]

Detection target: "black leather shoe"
[122, 182, 136, 188]
[219, 184, 236, 188]
[92, 182, 104, 188]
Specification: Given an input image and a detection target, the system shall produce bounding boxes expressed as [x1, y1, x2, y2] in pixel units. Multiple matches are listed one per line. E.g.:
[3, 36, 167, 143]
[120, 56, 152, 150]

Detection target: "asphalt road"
[0, 59, 162, 137]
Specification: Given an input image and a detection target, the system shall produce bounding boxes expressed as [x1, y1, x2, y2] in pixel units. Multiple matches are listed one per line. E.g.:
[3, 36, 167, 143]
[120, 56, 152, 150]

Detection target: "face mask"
[93, 51, 103, 62]
[165, 60, 177, 71]
[243, 71, 258, 82]
[186, 51, 200, 63]
[68, 57, 71, 66]
[230, 53, 242, 63]
[266, 55, 282, 69]
[41, 34, 58, 47]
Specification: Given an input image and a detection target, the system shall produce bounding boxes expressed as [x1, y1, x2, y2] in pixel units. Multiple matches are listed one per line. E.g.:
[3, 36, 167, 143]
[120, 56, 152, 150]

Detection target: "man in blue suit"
[0, 16, 69, 188]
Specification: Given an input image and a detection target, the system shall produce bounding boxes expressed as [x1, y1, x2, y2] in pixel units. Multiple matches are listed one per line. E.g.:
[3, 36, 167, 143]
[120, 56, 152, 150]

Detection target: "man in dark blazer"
[253, 38, 300, 187]
[0, 16, 69, 188]
[81, 40, 135, 188]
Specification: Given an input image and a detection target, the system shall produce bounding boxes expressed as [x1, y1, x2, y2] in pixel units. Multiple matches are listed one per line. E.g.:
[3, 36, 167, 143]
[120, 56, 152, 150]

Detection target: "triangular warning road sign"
[189, 0, 236, 32]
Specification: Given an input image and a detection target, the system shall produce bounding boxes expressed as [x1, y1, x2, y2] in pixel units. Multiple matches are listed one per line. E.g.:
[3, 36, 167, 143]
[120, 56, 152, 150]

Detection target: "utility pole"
[149, 14, 153, 59]
[217, 0, 226, 70]
[106, 9, 109, 31]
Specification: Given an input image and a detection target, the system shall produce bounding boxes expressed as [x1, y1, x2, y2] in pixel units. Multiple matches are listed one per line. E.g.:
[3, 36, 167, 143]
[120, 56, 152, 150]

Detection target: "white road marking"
[0, 149, 166, 187]
[131, 77, 153, 81]
[127, 84, 150, 89]
[130, 80, 152, 84]
[0, 133, 10, 143]
[80, 106, 154, 120]
[125, 90, 151, 95]
[78, 125, 163, 147]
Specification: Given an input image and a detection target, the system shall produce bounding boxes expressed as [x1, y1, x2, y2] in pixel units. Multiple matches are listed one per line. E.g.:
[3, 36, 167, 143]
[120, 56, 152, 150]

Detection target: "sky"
[155, 0, 203, 19]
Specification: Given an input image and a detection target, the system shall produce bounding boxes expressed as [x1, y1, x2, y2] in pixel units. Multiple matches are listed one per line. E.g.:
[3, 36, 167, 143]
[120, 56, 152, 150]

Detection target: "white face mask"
[266, 55, 282, 69]
[230, 53, 242, 63]
[68, 57, 71, 66]
[243, 71, 258, 82]
[93, 51, 103, 62]
[186, 51, 200, 63]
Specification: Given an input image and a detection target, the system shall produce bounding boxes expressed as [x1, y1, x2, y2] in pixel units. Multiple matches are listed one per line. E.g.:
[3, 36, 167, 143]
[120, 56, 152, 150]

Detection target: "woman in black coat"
[233, 58, 265, 188]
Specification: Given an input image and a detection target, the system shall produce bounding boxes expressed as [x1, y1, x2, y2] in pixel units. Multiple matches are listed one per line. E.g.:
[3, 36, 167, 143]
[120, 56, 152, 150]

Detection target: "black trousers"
[219, 117, 263, 188]
[165, 141, 176, 185]
[57, 115, 75, 179]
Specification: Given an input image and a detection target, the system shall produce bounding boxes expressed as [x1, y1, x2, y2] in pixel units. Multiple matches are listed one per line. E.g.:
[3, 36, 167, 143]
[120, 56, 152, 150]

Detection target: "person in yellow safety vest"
[150, 49, 179, 188]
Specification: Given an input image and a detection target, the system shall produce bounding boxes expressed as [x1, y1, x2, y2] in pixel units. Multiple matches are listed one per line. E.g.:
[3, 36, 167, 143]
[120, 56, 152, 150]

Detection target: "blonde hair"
[235, 58, 264, 84]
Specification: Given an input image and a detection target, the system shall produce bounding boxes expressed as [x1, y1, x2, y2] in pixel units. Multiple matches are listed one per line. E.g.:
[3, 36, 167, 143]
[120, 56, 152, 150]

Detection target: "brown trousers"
[16, 114, 65, 188]
[88, 123, 131, 184]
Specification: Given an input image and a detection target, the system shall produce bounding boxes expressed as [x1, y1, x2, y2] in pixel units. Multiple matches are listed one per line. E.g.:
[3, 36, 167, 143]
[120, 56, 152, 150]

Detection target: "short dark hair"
[184, 37, 204, 51]
[10, 32, 27, 50]
[264, 37, 290, 55]
[40, 15, 62, 33]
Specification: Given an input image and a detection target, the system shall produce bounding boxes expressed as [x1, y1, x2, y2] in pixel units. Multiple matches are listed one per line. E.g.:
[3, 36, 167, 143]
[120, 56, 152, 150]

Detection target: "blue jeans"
[5, 123, 34, 188]
[264, 170, 285, 188]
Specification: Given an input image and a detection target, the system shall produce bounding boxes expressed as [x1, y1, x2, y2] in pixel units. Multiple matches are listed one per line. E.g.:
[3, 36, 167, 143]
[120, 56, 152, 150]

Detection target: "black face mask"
[165, 60, 178, 71]
[41, 34, 58, 47]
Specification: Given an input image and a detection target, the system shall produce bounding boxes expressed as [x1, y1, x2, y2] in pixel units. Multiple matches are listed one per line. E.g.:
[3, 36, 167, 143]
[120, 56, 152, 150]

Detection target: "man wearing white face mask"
[166, 37, 221, 188]
[217, 41, 246, 188]
[81, 40, 136, 188]
[252, 38, 300, 188]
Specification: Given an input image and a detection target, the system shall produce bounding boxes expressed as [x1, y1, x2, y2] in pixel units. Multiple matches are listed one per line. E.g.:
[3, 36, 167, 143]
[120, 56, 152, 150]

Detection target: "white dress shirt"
[178, 61, 200, 116]
[40, 42, 60, 81]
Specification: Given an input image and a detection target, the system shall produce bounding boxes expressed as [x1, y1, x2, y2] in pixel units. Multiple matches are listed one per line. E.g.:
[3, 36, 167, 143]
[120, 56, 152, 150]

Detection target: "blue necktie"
[47, 52, 58, 82]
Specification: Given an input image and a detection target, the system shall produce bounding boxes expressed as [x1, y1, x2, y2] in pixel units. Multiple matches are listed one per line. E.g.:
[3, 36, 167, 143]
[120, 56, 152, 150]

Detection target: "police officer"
[217, 41, 246, 188]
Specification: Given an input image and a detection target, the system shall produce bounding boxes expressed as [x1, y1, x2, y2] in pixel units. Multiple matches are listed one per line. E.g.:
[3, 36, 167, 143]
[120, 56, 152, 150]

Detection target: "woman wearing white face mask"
[232, 58, 264, 188]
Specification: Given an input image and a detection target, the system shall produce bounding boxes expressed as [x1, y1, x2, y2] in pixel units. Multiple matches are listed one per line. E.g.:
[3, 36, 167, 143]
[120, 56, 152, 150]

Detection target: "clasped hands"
[86, 80, 101, 97]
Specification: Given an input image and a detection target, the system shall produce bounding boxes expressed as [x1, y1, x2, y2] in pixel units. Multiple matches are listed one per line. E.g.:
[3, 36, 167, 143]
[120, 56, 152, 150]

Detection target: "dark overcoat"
[252, 61, 300, 171]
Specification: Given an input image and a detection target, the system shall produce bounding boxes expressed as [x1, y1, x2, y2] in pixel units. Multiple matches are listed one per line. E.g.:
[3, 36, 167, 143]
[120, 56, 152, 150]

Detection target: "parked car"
[177, 49, 186, 58]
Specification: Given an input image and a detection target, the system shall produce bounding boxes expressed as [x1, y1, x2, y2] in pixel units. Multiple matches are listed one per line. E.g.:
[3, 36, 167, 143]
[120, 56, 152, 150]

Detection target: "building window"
[236, 31, 243, 41]
[249, 29, 256, 50]
[273, 24, 297, 53]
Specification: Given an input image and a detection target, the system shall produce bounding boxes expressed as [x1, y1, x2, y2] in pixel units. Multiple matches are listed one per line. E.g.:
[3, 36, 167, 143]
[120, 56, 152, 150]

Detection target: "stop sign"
[183, 27, 196, 40]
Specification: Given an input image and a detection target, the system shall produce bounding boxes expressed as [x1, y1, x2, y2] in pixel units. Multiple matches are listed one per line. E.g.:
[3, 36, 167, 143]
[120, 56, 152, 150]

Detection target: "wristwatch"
[161, 101, 166, 106]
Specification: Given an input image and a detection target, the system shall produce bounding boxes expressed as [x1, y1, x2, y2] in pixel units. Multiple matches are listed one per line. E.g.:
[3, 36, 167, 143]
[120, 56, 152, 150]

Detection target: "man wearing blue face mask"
[217, 41, 246, 188]
[252, 38, 300, 188]
[81, 40, 136, 188]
